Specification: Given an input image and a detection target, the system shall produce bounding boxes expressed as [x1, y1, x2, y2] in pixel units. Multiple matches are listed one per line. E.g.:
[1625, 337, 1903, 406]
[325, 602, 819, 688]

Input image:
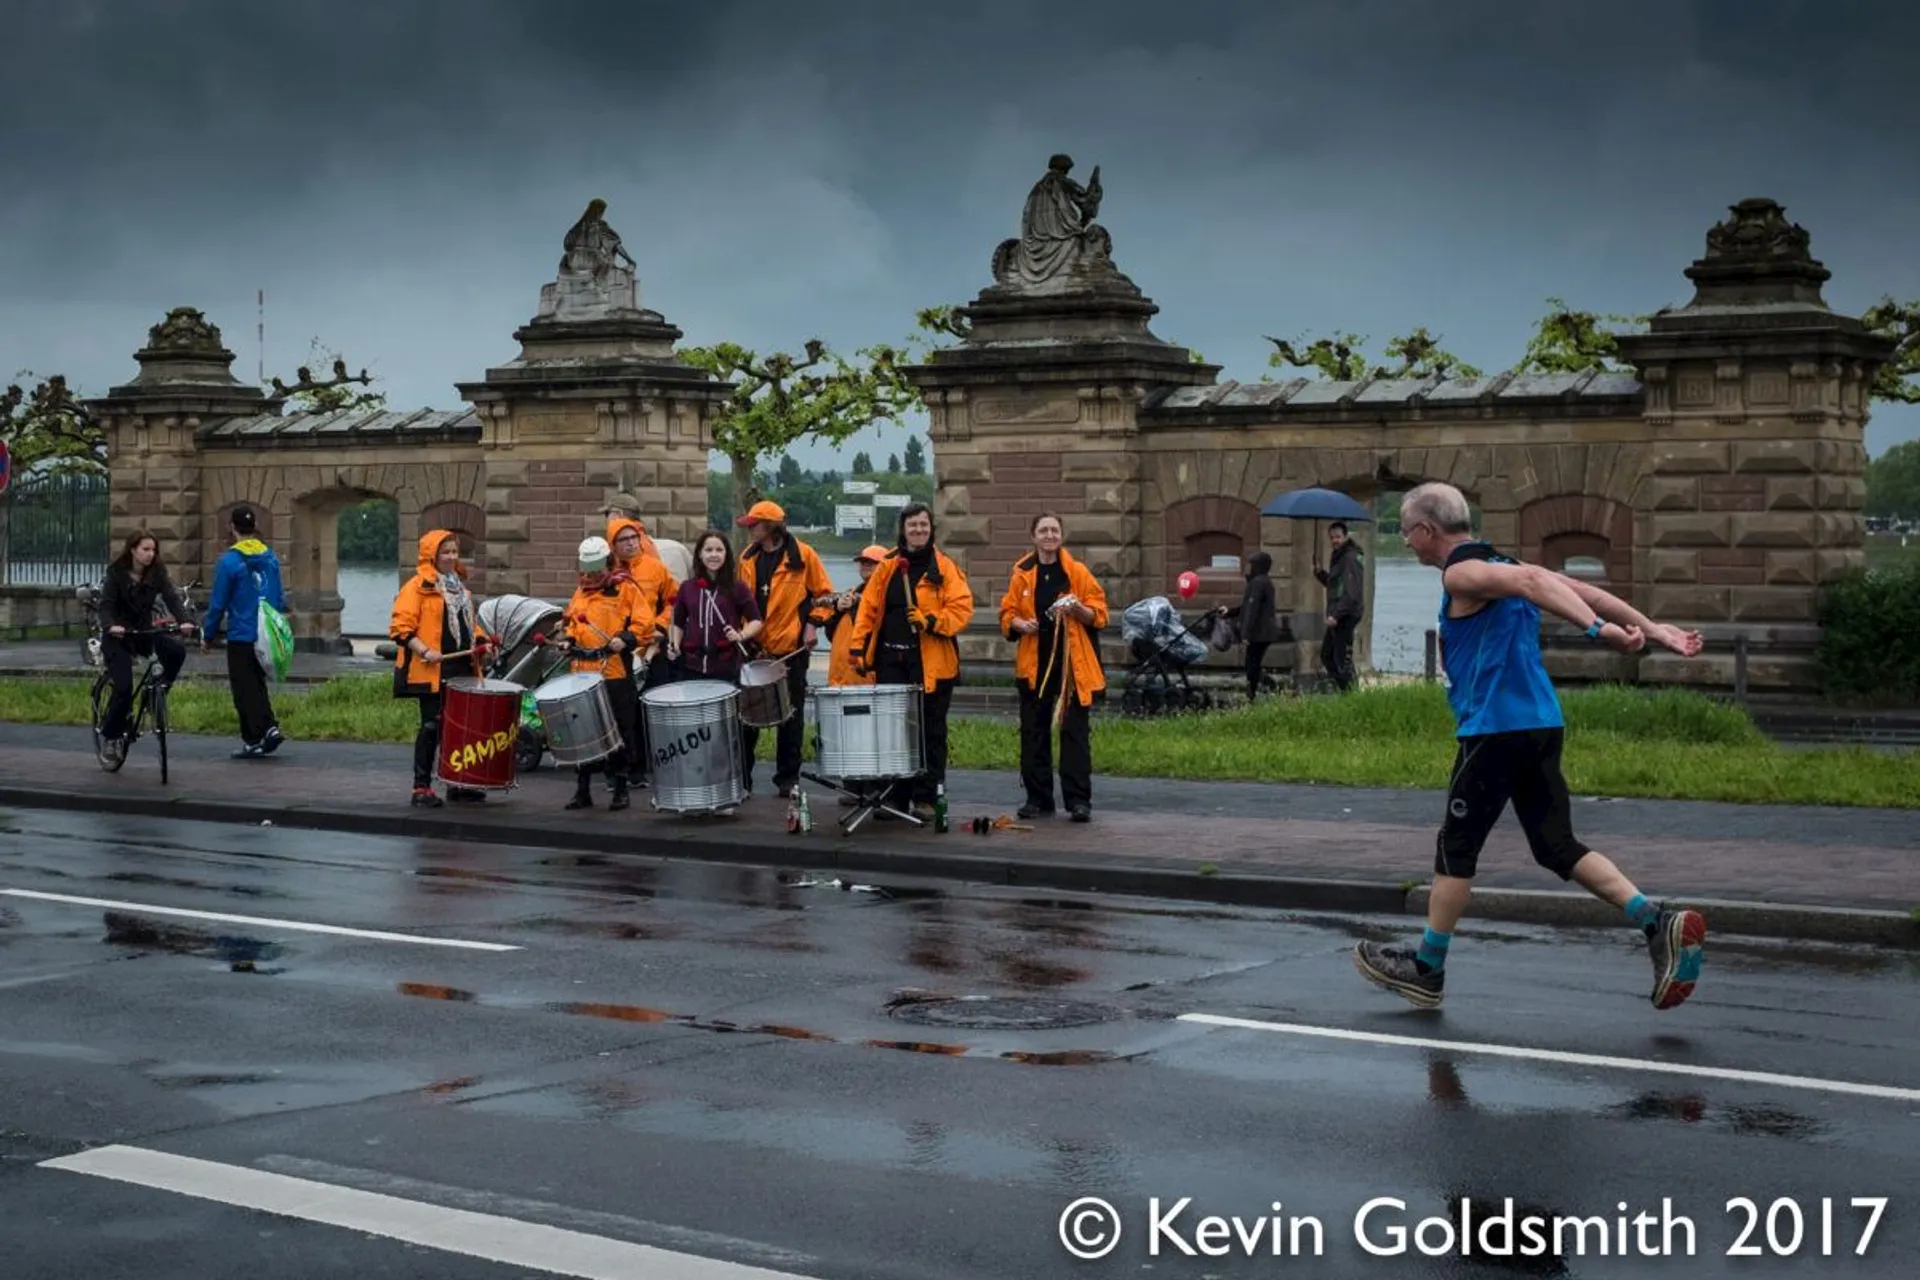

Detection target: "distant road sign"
[842, 480, 879, 496]
[834, 504, 875, 535]
[873, 492, 909, 508]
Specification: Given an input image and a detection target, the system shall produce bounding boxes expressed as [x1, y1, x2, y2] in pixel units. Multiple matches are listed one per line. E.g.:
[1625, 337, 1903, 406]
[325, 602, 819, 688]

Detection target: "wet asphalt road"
[1, 806, 1916, 1280]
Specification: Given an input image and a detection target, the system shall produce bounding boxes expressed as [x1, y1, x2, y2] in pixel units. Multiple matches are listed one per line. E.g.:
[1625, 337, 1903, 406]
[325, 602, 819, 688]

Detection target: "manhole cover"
[886, 996, 1123, 1031]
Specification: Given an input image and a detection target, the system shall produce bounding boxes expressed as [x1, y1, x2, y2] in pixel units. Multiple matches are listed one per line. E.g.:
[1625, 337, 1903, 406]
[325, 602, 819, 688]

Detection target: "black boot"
[609, 775, 631, 811]
[566, 774, 593, 810]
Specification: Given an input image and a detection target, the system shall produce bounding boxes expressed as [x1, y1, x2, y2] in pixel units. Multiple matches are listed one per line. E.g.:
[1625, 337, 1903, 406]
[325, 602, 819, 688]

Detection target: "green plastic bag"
[251, 568, 294, 682]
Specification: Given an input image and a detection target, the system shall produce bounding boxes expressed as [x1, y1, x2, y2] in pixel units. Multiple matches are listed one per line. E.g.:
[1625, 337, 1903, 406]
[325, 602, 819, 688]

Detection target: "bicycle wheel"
[152, 681, 170, 785]
[91, 675, 126, 772]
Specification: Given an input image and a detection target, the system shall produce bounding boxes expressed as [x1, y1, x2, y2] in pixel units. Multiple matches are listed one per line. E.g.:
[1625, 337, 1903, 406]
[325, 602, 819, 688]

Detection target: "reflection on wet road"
[1, 806, 1915, 1279]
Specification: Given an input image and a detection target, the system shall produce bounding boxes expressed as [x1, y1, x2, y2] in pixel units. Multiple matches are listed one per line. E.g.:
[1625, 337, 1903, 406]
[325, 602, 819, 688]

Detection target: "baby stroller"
[1118, 596, 1215, 716]
[476, 593, 569, 772]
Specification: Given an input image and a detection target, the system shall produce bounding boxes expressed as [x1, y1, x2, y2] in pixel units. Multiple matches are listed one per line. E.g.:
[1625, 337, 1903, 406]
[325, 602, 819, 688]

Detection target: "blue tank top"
[1437, 543, 1564, 738]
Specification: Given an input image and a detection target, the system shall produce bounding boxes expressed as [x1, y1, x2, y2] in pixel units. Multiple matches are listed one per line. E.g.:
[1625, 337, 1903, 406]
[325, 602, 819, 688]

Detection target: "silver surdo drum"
[642, 679, 746, 814]
[812, 683, 923, 781]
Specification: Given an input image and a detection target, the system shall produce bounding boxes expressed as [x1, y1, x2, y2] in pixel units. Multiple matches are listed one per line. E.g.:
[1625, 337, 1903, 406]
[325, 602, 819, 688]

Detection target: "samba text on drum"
[444, 729, 518, 777]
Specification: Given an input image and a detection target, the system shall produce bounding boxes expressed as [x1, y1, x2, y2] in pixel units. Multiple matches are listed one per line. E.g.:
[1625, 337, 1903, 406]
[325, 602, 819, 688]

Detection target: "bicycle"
[80, 577, 200, 785]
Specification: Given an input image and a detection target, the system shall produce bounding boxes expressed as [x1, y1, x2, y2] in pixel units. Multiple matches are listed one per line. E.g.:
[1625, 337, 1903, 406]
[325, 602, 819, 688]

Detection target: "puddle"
[421, 1075, 481, 1096]
[520, 919, 683, 942]
[102, 911, 287, 972]
[152, 1072, 279, 1088]
[397, 982, 477, 1002]
[1605, 1091, 1828, 1140]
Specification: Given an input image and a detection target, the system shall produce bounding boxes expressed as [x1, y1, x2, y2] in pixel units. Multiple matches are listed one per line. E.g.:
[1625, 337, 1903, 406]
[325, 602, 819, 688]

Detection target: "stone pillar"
[902, 161, 1215, 665]
[1617, 199, 1895, 693]
[85, 308, 273, 590]
[456, 246, 730, 600]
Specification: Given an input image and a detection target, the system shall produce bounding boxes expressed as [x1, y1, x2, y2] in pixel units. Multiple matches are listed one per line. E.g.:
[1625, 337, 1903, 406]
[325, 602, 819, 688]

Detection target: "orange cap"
[855, 544, 890, 563]
[736, 499, 786, 526]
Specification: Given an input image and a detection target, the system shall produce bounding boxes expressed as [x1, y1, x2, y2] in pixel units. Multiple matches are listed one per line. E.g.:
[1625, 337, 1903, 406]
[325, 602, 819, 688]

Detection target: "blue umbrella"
[1260, 487, 1373, 522]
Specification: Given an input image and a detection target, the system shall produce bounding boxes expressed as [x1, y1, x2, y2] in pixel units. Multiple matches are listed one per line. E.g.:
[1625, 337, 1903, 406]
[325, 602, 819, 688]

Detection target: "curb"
[3, 786, 1913, 951]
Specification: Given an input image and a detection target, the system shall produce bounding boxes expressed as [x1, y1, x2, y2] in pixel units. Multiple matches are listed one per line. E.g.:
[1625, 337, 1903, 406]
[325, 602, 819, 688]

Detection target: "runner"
[1354, 481, 1709, 1012]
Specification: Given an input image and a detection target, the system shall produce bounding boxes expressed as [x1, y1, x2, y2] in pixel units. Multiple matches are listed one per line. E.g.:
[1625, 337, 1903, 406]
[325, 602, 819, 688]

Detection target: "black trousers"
[225, 642, 278, 744]
[1018, 678, 1091, 812]
[576, 676, 640, 784]
[102, 634, 186, 739]
[413, 691, 442, 787]
[876, 655, 951, 806]
[1322, 618, 1358, 692]
[1243, 640, 1272, 700]
[629, 653, 672, 781]
[741, 651, 810, 791]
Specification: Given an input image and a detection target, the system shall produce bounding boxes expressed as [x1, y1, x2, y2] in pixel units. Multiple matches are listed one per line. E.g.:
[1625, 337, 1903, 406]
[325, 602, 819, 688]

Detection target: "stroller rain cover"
[1121, 596, 1209, 665]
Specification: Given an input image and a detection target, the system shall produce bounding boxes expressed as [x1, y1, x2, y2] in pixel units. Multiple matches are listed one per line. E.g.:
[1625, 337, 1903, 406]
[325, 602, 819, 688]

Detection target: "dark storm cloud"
[4, 0, 1915, 461]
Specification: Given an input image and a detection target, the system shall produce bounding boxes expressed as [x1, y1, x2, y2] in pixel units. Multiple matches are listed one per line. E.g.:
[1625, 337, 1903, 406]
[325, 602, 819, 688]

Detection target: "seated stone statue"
[559, 198, 637, 280]
[539, 198, 642, 320]
[992, 154, 1119, 291]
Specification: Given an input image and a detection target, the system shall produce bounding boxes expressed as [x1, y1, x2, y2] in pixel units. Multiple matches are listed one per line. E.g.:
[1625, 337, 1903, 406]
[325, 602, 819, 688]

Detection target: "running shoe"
[1648, 907, 1707, 1010]
[1354, 940, 1445, 1008]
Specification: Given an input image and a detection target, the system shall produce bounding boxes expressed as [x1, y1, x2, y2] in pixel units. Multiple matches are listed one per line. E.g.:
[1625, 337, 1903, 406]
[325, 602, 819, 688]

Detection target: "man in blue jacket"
[200, 505, 288, 759]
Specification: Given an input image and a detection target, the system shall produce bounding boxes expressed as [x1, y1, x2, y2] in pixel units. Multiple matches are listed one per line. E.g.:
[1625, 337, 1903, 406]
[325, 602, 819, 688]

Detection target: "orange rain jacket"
[825, 581, 875, 686]
[847, 549, 975, 691]
[564, 573, 657, 682]
[999, 548, 1109, 706]
[390, 529, 489, 695]
[607, 517, 677, 619]
[739, 536, 834, 657]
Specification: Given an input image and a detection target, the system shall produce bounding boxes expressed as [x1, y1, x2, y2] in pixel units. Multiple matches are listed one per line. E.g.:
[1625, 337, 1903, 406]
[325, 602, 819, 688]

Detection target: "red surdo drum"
[436, 677, 525, 791]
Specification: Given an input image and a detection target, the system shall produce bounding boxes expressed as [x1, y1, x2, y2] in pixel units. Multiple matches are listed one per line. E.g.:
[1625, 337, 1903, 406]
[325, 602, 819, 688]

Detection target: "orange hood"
[606, 516, 657, 563]
[416, 529, 467, 581]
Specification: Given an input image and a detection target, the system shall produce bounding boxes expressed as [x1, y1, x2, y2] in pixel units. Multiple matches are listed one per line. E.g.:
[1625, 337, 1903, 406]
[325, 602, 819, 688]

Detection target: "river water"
[338, 554, 1440, 673]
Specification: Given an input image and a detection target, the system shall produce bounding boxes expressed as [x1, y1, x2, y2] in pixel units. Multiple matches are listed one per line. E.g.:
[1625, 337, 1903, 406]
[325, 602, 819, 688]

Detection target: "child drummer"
[390, 529, 494, 809]
[554, 535, 658, 811]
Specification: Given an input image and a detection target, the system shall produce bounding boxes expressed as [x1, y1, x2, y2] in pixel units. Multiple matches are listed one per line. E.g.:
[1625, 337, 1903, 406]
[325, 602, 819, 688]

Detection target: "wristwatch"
[1584, 619, 1606, 641]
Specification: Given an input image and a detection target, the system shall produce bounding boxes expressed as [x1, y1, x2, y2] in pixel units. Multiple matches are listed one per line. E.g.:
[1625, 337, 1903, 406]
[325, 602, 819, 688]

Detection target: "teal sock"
[1625, 894, 1660, 937]
[1414, 927, 1451, 973]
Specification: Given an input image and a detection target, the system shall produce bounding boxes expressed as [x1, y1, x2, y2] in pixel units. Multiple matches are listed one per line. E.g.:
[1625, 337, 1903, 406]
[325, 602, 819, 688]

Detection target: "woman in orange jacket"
[1000, 512, 1108, 822]
[848, 503, 975, 816]
[390, 530, 494, 808]
[555, 535, 658, 812]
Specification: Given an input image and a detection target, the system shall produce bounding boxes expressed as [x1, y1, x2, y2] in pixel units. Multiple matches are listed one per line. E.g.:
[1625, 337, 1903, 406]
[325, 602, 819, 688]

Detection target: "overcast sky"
[5, 0, 1915, 473]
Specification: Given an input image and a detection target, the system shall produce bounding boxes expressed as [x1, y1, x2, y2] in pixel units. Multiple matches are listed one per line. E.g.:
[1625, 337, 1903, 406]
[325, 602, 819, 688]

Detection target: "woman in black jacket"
[99, 530, 196, 754]
[1227, 551, 1278, 700]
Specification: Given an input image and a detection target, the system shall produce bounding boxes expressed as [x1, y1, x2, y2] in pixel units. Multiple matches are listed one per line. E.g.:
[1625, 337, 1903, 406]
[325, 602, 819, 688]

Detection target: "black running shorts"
[1434, 728, 1590, 879]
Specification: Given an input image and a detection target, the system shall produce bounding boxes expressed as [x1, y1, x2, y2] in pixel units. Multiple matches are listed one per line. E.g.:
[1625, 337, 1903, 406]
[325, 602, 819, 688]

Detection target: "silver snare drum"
[532, 672, 622, 767]
[813, 683, 922, 780]
[736, 657, 794, 729]
[643, 680, 746, 814]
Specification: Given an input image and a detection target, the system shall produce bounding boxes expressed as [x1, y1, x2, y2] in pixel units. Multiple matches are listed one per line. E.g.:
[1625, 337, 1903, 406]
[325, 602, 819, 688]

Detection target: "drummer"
[389, 530, 494, 808]
[848, 503, 976, 819]
[667, 529, 764, 785]
[736, 499, 834, 800]
[1000, 512, 1108, 823]
[608, 514, 678, 788]
[825, 544, 888, 688]
[554, 535, 657, 812]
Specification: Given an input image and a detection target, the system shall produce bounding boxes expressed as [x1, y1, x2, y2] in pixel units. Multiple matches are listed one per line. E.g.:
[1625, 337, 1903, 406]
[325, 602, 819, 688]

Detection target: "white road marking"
[1178, 1013, 1920, 1102]
[255, 1155, 821, 1271]
[0, 889, 519, 952]
[42, 1145, 815, 1280]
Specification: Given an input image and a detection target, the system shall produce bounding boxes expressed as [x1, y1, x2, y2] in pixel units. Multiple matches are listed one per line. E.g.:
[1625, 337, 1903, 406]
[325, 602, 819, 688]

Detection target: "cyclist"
[99, 531, 196, 762]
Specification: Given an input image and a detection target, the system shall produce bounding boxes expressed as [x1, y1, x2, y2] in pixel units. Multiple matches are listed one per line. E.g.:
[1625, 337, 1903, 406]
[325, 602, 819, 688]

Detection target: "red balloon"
[1177, 571, 1199, 599]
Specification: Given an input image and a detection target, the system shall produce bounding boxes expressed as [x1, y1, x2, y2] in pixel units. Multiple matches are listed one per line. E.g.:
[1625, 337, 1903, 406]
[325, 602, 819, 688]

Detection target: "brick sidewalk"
[1, 723, 1912, 918]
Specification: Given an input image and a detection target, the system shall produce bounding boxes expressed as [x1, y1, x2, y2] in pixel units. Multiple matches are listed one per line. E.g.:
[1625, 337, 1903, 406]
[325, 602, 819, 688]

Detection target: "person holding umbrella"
[1352, 481, 1708, 1013]
[1314, 522, 1365, 691]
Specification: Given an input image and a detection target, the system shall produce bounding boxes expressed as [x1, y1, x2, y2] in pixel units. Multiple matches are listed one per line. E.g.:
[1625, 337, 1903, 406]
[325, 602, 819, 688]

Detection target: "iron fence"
[0, 470, 110, 586]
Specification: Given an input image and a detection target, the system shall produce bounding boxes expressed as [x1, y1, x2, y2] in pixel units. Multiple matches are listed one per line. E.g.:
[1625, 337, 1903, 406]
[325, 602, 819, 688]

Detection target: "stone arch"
[1164, 494, 1260, 605]
[288, 484, 398, 651]
[1519, 494, 1633, 584]
[420, 500, 487, 594]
